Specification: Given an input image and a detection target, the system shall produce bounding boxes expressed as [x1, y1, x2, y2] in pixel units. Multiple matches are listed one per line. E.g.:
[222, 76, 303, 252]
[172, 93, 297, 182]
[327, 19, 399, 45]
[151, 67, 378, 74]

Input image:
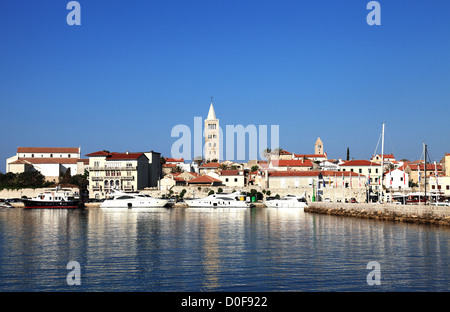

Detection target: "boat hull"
[100, 199, 168, 208]
[185, 200, 249, 208]
[264, 201, 307, 208]
[23, 199, 81, 209]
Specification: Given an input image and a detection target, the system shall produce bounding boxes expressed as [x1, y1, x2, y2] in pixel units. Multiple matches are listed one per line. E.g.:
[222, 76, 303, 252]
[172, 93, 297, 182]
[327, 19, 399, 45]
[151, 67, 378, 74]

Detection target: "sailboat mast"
[424, 143, 427, 204]
[380, 122, 385, 203]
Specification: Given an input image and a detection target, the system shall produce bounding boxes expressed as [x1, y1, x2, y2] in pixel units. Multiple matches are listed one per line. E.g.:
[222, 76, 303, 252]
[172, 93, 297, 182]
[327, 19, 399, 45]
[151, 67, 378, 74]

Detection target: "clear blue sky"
[1, 0, 449, 172]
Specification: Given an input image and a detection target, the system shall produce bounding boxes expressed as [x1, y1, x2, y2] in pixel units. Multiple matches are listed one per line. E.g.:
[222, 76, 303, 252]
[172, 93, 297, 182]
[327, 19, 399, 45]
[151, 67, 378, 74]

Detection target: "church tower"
[315, 137, 323, 155]
[204, 98, 220, 162]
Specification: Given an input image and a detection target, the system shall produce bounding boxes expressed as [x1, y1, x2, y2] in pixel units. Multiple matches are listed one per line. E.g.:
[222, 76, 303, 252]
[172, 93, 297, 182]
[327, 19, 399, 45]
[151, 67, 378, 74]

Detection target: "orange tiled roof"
[17, 147, 79, 154]
[187, 175, 222, 184]
[272, 159, 313, 167]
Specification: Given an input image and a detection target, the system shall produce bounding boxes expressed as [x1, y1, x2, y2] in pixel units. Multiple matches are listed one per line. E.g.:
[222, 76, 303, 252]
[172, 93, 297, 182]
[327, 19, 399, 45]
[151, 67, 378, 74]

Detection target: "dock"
[305, 202, 450, 226]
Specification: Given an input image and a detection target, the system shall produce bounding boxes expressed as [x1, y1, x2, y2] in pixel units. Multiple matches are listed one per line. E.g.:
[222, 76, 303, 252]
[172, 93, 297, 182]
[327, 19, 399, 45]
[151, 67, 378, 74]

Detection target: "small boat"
[264, 194, 308, 208]
[0, 200, 14, 208]
[22, 187, 81, 209]
[185, 192, 250, 208]
[100, 190, 168, 208]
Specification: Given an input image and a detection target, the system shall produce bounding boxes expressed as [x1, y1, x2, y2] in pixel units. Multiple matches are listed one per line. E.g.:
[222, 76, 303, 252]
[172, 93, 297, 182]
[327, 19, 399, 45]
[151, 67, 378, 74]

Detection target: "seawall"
[305, 202, 450, 226]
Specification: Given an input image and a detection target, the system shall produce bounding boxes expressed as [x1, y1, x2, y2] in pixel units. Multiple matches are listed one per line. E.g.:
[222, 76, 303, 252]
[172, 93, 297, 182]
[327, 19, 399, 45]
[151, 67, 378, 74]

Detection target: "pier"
[305, 202, 450, 226]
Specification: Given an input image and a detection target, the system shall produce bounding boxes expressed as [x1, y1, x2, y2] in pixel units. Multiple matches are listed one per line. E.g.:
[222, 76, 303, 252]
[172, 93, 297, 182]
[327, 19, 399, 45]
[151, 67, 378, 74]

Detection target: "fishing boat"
[22, 187, 81, 208]
[100, 190, 168, 208]
[264, 194, 308, 208]
[185, 192, 250, 208]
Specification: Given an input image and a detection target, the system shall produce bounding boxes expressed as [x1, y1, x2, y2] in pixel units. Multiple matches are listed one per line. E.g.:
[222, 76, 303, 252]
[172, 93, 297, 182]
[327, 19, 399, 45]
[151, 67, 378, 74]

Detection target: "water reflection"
[0, 207, 449, 291]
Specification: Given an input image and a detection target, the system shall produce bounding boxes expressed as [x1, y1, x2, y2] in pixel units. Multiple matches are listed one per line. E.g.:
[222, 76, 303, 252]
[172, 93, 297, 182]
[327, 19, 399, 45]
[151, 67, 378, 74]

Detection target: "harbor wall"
[305, 202, 450, 226]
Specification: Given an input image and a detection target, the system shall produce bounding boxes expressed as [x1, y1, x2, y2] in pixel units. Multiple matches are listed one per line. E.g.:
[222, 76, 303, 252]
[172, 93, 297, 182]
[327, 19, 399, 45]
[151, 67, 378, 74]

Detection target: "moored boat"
[185, 192, 250, 208]
[22, 187, 81, 209]
[264, 194, 308, 208]
[100, 190, 168, 208]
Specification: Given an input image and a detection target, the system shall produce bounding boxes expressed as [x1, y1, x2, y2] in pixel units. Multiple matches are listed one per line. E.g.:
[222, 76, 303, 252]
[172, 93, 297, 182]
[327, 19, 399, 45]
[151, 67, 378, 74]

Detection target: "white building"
[6, 147, 82, 182]
[384, 168, 409, 190]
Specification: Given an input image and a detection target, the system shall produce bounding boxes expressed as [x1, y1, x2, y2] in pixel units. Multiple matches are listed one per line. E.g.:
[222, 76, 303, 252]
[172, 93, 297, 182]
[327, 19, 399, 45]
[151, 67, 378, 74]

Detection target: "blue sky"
[1, 0, 449, 172]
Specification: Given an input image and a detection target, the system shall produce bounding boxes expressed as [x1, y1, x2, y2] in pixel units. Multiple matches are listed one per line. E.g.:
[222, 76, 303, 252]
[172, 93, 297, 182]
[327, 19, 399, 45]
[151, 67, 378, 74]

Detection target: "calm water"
[0, 207, 448, 292]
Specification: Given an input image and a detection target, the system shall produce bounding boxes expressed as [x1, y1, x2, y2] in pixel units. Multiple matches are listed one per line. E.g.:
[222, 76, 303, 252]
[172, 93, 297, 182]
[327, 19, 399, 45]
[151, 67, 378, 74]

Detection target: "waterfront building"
[428, 175, 450, 199]
[269, 159, 314, 171]
[441, 153, 450, 176]
[403, 163, 443, 186]
[86, 150, 161, 199]
[204, 99, 220, 162]
[339, 159, 382, 189]
[199, 161, 221, 175]
[218, 170, 245, 187]
[383, 168, 409, 190]
[266, 170, 362, 189]
[6, 147, 82, 182]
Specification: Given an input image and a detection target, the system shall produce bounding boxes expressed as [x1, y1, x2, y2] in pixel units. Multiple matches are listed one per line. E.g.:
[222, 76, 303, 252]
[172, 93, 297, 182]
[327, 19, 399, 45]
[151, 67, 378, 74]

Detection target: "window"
[368, 169, 371, 173]
[359, 169, 362, 174]
[376, 169, 378, 173]
[50, 154, 53, 158]
[446, 185, 449, 190]
[234, 178, 238, 182]
[225, 178, 229, 182]
[31, 154, 34, 158]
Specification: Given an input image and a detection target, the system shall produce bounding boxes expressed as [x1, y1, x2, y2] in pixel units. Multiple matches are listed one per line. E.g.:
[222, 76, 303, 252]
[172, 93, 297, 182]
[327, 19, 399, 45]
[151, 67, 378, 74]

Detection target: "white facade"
[384, 168, 409, 190]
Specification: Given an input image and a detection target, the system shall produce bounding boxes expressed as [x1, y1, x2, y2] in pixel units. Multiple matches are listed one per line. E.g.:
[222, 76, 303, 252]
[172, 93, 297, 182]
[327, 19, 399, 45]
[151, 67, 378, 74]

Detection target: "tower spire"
[207, 97, 216, 120]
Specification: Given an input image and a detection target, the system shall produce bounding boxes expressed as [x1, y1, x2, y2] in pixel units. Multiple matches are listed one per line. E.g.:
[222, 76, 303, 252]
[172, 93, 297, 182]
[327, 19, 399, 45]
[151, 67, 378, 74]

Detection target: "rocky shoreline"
[305, 203, 450, 226]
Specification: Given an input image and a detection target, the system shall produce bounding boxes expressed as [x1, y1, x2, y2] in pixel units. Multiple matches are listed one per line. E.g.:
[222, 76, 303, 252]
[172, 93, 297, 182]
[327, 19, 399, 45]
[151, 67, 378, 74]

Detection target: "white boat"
[100, 190, 168, 208]
[264, 194, 308, 208]
[185, 192, 250, 208]
[22, 187, 81, 209]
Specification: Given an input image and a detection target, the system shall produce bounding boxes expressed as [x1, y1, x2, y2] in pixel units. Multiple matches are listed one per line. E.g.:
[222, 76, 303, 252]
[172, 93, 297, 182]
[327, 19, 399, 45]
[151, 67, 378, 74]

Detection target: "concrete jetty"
[305, 202, 450, 226]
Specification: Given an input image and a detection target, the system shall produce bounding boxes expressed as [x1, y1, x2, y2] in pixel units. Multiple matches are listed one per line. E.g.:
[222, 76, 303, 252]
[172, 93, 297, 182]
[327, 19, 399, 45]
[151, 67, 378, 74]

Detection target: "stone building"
[204, 99, 220, 162]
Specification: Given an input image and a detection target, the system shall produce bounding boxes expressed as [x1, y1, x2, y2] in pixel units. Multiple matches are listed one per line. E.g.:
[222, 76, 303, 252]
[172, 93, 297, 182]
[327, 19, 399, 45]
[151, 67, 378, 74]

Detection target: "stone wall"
[305, 202, 450, 226]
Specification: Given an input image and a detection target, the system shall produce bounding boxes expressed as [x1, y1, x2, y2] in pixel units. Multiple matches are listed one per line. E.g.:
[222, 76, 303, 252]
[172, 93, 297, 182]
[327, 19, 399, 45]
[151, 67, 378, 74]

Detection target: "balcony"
[88, 166, 137, 171]
[91, 176, 135, 181]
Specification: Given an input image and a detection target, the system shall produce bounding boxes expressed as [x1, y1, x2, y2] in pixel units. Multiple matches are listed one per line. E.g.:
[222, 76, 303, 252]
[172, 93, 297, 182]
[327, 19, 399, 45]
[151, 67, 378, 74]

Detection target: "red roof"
[269, 170, 362, 177]
[406, 164, 442, 171]
[17, 147, 79, 154]
[200, 162, 221, 168]
[11, 158, 79, 165]
[166, 158, 184, 163]
[187, 175, 222, 184]
[271, 159, 313, 167]
[220, 170, 241, 176]
[86, 151, 110, 157]
[340, 160, 378, 167]
[107, 152, 145, 160]
[294, 154, 327, 158]
[162, 163, 177, 168]
[85, 151, 145, 160]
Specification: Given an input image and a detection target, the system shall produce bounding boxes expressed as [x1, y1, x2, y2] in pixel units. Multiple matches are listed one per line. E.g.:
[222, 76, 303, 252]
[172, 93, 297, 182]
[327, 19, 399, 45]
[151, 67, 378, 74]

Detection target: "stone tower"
[204, 98, 220, 162]
[315, 137, 323, 155]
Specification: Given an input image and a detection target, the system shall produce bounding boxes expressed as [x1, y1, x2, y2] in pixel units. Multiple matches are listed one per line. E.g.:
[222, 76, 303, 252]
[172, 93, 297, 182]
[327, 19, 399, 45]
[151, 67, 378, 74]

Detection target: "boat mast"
[424, 143, 427, 204]
[380, 122, 385, 203]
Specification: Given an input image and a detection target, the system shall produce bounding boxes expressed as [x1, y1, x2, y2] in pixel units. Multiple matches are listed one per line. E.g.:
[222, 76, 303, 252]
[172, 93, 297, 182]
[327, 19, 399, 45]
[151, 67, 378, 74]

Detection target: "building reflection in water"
[0, 207, 449, 291]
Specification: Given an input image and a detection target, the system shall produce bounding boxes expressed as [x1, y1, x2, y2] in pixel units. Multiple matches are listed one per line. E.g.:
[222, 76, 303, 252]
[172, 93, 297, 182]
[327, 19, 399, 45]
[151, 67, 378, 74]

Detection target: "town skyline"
[1, 1, 449, 173]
